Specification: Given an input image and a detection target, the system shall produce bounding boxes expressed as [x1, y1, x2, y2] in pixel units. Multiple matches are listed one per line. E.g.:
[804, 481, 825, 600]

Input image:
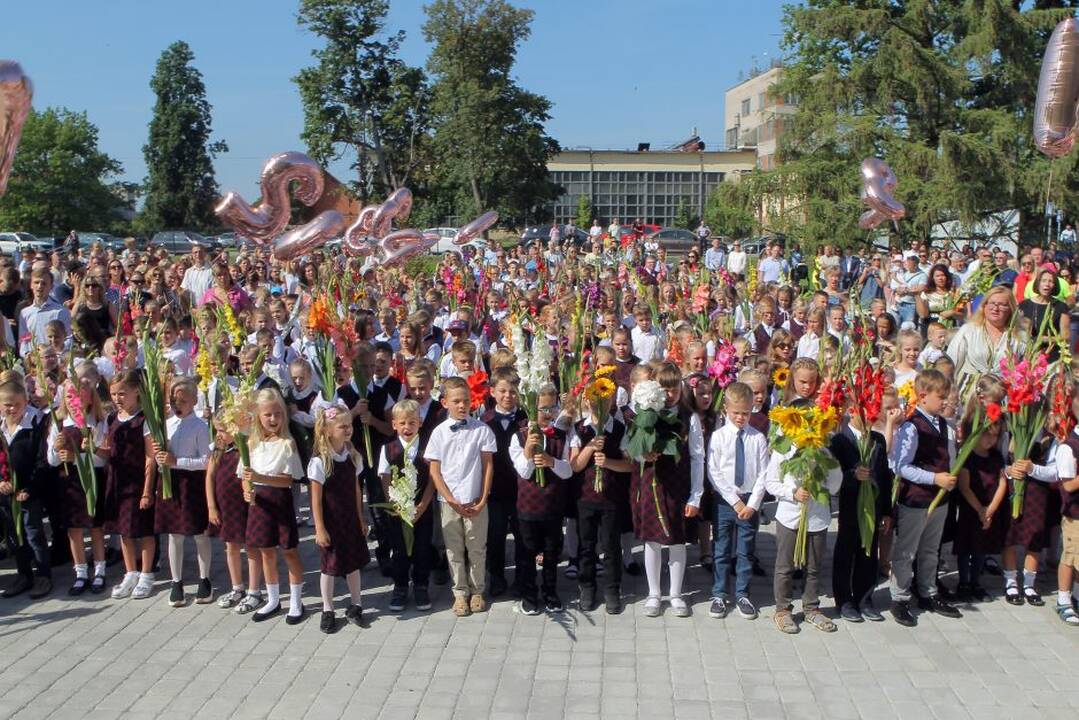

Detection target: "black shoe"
[579, 587, 598, 612]
[1005, 586, 1024, 605]
[489, 574, 508, 598]
[983, 557, 1002, 576]
[751, 559, 766, 577]
[195, 578, 213, 604]
[414, 586, 431, 611]
[345, 604, 365, 627]
[927, 596, 962, 618]
[2, 575, 32, 598]
[970, 584, 991, 603]
[28, 576, 52, 599]
[891, 601, 916, 627]
[285, 604, 307, 625]
[68, 577, 88, 596]
[389, 586, 407, 612]
[936, 581, 956, 601]
[1023, 588, 1045, 607]
[90, 575, 106, 594]
[104, 546, 122, 567]
[955, 583, 974, 603]
[169, 581, 184, 607]
[605, 592, 623, 615]
[518, 598, 541, 616]
[708, 598, 729, 619]
[623, 561, 641, 577]
[545, 595, 565, 613]
[320, 610, 337, 634]
[252, 603, 281, 622]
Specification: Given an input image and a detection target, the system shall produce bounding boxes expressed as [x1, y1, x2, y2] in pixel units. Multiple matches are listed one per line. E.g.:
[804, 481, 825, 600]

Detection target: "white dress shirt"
[182, 264, 214, 305]
[889, 408, 957, 486]
[309, 449, 363, 484]
[509, 429, 574, 480]
[47, 415, 108, 468]
[423, 417, 496, 504]
[631, 326, 665, 362]
[763, 446, 842, 532]
[162, 413, 211, 471]
[796, 331, 822, 360]
[377, 435, 419, 476]
[707, 421, 770, 510]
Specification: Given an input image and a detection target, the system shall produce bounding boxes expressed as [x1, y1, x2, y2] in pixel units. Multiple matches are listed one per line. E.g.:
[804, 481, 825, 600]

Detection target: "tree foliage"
[423, 0, 560, 226]
[0, 108, 126, 235]
[575, 193, 593, 229]
[766, 0, 1079, 250]
[141, 41, 226, 232]
[704, 180, 758, 239]
[294, 0, 432, 200]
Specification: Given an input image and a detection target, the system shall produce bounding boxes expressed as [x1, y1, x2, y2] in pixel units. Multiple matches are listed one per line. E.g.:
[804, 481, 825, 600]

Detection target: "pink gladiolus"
[64, 382, 86, 429]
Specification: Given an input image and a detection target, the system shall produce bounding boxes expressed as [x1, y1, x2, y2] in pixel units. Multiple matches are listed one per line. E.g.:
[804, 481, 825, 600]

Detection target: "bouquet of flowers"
[926, 401, 1001, 514]
[767, 404, 840, 568]
[215, 302, 246, 351]
[217, 376, 259, 503]
[1000, 350, 1050, 519]
[64, 381, 98, 516]
[140, 331, 172, 500]
[512, 319, 553, 486]
[467, 370, 489, 413]
[0, 441, 21, 544]
[849, 362, 885, 554]
[896, 380, 917, 416]
[583, 365, 617, 492]
[373, 460, 418, 556]
[707, 339, 739, 413]
[559, 297, 587, 397]
[307, 296, 341, 403]
[626, 379, 683, 538]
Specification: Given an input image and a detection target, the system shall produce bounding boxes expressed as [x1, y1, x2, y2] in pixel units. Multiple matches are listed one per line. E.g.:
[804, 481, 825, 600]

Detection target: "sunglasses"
[131, 277, 144, 283]
[84, 283, 101, 289]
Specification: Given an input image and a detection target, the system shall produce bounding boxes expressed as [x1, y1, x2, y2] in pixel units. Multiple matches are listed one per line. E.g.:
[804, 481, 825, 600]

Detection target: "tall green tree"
[704, 181, 758, 239]
[423, 0, 560, 226]
[0, 108, 127, 235]
[141, 41, 227, 232]
[575, 194, 593, 229]
[294, 0, 432, 200]
[768, 0, 1079, 250]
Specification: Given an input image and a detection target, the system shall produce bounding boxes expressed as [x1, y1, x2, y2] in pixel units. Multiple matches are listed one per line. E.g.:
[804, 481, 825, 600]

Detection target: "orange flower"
[308, 296, 333, 336]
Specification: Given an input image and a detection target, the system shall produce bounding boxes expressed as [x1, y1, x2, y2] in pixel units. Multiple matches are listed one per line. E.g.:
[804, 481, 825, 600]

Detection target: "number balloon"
[0, 61, 32, 198]
[1034, 18, 1079, 159]
[858, 158, 905, 229]
[215, 151, 325, 243]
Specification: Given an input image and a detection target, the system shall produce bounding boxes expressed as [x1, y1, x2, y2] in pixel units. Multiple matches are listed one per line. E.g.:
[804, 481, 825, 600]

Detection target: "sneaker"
[28, 576, 52, 599]
[131, 575, 155, 600]
[389, 586, 408, 612]
[709, 598, 730, 619]
[604, 592, 623, 615]
[890, 601, 916, 627]
[773, 608, 799, 634]
[413, 586, 431, 611]
[345, 604, 365, 627]
[564, 561, 579, 579]
[195, 578, 213, 604]
[840, 602, 863, 623]
[319, 610, 337, 634]
[859, 601, 884, 622]
[736, 596, 758, 620]
[169, 581, 184, 607]
[1056, 602, 1079, 626]
[470, 594, 486, 613]
[110, 573, 139, 600]
[452, 596, 471, 617]
[803, 609, 837, 633]
[218, 589, 245, 609]
[545, 595, 565, 614]
[235, 593, 263, 614]
[642, 596, 662, 617]
[926, 596, 963, 618]
[518, 598, 541, 616]
[670, 597, 690, 618]
[2, 575, 32, 598]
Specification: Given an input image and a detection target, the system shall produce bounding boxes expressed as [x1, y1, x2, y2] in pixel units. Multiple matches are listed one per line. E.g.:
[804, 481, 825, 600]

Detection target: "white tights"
[320, 571, 362, 612]
[167, 534, 211, 583]
[644, 541, 686, 600]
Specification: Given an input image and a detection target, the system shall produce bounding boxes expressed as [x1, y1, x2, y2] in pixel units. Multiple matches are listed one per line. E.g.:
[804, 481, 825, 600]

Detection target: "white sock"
[1059, 590, 1072, 606]
[138, 572, 154, 584]
[1023, 569, 1037, 589]
[168, 534, 184, 583]
[621, 533, 635, 565]
[232, 584, 244, 593]
[288, 583, 304, 617]
[123, 570, 138, 582]
[668, 544, 687, 599]
[320, 573, 335, 612]
[345, 570, 361, 605]
[74, 563, 88, 579]
[644, 542, 663, 598]
[194, 534, 212, 578]
[1003, 570, 1017, 589]
[93, 560, 106, 578]
[564, 519, 578, 559]
[258, 584, 280, 613]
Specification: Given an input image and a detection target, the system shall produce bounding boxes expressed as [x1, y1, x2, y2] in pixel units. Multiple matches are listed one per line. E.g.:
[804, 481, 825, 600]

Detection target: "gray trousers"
[773, 522, 827, 612]
[889, 503, 947, 603]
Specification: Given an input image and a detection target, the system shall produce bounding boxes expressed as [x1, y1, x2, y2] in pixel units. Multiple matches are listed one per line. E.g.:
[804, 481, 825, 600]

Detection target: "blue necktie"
[450, 420, 468, 432]
[735, 428, 745, 488]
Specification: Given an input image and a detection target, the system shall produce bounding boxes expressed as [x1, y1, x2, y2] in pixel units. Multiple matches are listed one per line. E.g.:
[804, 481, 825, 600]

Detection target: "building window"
[758, 92, 765, 111]
[726, 127, 738, 149]
[741, 98, 751, 116]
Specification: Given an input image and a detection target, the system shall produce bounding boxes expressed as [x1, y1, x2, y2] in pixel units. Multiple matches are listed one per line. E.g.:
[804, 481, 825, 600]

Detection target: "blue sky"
[0, 0, 784, 199]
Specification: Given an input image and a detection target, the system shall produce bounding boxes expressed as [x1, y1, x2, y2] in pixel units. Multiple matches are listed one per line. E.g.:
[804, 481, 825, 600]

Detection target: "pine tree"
[575, 194, 593, 229]
[141, 41, 226, 232]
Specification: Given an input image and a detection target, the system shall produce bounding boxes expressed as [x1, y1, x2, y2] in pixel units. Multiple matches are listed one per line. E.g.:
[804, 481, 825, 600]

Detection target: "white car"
[0, 231, 53, 256]
[425, 227, 486, 255]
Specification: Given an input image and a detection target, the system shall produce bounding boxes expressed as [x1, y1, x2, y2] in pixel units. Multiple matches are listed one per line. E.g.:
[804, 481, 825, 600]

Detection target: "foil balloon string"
[0, 60, 33, 198]
[857, 157, 905, 230]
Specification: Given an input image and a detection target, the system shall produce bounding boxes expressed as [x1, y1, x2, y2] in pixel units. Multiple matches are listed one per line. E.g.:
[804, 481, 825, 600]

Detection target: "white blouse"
[163, 413, 211, 471]
[47, 416, 108, 468]
[237, 436, 305, 486]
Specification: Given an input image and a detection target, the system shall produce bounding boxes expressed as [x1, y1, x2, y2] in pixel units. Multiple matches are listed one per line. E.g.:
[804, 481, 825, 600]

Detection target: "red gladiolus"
[467, 371, 489, 412]
[986, 402, 1002, 423]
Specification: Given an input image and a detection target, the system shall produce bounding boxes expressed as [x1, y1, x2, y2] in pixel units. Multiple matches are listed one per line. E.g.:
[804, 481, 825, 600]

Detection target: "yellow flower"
[594, 364, 616, 379]
[772, 367, 789, 389]
[897, 380, 917, 408]
[586, 377, 617, 402]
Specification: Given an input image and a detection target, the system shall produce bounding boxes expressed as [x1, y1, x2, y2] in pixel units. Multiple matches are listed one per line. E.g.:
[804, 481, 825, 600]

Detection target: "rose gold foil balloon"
[215, 151, 325, 243]
[273, 210, 345, 261]
[858, 208, 887, 230]
[454, 211, 498, 245]
[859, 158, 905, 225]
[341, 205, 380, 257]
[1034, 18, 1079, 159]
[379, 229, 438, 267]
[369, 187, 413, 238]
[0, 61, 33, 198]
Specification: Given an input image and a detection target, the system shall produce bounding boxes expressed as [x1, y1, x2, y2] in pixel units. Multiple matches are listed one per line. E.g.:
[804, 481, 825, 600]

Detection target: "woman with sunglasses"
[105, 260, 127, 307]
[73, 272, 116, 341]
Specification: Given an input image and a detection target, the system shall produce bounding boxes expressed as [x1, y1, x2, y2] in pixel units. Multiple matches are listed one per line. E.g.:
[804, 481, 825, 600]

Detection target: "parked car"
[0, 231, 53, 256]
[215, 232, 241, 248]
[423, 227, 463, 255]
[150, 230, 218, 254]
[646, 227, 700, 255]
[520, 225, 590, 246]
[78, 232, 125, 252]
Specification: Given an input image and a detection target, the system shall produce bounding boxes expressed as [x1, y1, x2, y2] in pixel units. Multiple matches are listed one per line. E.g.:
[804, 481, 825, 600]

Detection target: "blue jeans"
[712, 499, 758, 600]
[1, 497, 50, 578]
[896, 302, 916, 328]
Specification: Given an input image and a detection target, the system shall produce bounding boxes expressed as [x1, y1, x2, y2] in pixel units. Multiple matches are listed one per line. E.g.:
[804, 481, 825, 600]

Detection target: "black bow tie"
[450, 420, 468, 432]
[495, 411, 516, 423]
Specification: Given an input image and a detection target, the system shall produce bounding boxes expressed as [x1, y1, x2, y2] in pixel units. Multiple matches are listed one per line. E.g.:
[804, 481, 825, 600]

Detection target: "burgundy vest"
[383, 437, 430, 502]
[613, 356, 639, 391]
[574, 418, 629, 506]
[483, 407, 529, 503]
[787, 319, 806, 342]
[516, 426, 568, 520]
[753, 324, 772, 355]
[897, 412, 949, 508]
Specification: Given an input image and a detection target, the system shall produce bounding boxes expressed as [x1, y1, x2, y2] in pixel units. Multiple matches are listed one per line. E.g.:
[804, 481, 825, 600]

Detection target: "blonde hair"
[60, 361, 108, 424]
[251, 388, 296, 445]
[313, 403, 361, 473]
[391, 398, 420, 421]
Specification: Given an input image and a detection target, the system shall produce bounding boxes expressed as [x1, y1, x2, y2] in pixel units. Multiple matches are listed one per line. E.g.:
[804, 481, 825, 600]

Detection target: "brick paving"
[0, 500, 1077, 720]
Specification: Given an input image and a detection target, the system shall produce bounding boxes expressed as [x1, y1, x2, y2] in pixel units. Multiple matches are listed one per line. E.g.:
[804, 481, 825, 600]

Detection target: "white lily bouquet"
[375, 462, 418, 556]
[511, 319, 553, 485]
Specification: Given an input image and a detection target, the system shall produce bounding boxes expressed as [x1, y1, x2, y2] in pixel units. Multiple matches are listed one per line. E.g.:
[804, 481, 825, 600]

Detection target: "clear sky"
[0, 0, 785, 200]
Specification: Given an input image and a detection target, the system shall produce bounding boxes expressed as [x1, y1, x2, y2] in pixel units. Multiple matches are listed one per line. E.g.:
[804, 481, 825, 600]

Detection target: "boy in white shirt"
[424, 376, 496, 617]
[706, 383, 770, 621]
[917, 322, 949, 367]
[630, 306, 664, 362]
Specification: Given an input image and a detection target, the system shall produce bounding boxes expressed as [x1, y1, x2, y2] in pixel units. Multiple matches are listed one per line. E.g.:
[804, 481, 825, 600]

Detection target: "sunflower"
[772, 366, 789, 389]
[594, 364, 617, 379]
[586, 377, 617, 403]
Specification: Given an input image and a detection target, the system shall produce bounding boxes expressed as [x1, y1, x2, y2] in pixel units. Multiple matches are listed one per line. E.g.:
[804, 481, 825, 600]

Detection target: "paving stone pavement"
[0, 498, 1076, 720]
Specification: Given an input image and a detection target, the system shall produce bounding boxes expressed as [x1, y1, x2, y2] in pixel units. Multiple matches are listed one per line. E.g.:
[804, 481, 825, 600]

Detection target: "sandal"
[1023, 587, 1044, 607]
[68, 577, 88, 596]
[90, 575, 106, 594]
[1004, 586, 1024, 606]
[804, 608, 837, 633]
[773, 609, 799, 634]
[1057, 602, 1079, 626]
